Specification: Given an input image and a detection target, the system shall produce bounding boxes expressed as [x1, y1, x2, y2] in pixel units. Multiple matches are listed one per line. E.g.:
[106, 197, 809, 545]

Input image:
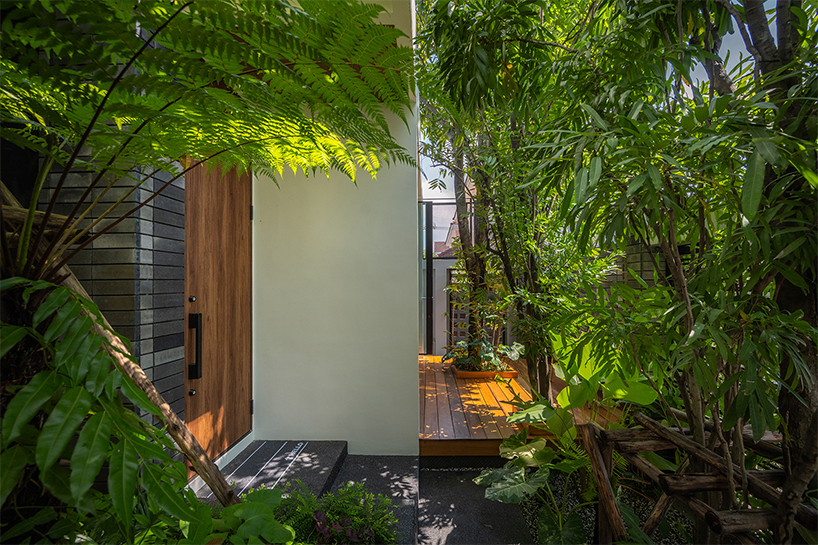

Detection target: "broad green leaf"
[580, 103, 608, 130]
[602, 375, 657, 405]
[546, 407, 575, 437]
[774, 238, 805, 261]
[589, 157, 601, 188]
[574, 167, 588, 204]
[120, 376, 162, 416]
[507, 401, 555, 424]
[2, 370, 59, 448]
[54, 314, 95, 364]
[245, 488, 283, 508]
[538, 509, 586, 545]
[108, 441, 138, 534]
[500, 436, 550, 463]
[22, 280, 55, 308]
[551, 457, 588, 476]
[232, 502, 295, 543]
[0, 507, 56, 542]
[36, 386, 93, 472]
[180, 502, 214, 543]
[749, 126, 781, 166]
[44, 299, 82, 343]
[619, 501, 652, 544]
[0, 277, 29, 291]
[141, 462, 200, 522]
[626, 174, 646, 196]
[32, 288, 71, 328]
[41, 463, 74, 506]
[683, 320, 706, 346]
[791, 160, 818, 187]
[742, 150, 765, 220]
[556, 380, 594, 410]
[0, 445, 30, 507]
[724, 388, 750, 430]
[647, 163, 663, 190]
[485, 467, 549, 503]
[85, 352, 111, 398]
[70, 411, 113, 502]
[474, 467, 512, 487]
[776, 263, 808, 290]
[0, 325, 28, 358]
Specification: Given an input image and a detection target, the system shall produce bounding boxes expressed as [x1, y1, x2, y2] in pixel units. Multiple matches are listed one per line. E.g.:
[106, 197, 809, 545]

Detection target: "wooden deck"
[419, 356, 533, 456]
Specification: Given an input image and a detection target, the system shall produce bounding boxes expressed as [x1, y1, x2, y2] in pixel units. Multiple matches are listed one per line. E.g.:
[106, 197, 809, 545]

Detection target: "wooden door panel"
[185, 165, 252, 463]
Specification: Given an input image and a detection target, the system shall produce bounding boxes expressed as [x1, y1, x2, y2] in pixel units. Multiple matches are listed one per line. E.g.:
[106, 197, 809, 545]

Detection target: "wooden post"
[667, 407, 783, 459]
[642, 493, 675, 537]
[704, 508, 778, 534]
[658, 471, 787, 494]
[599, 431, 614, 545]
[578, 424, 627, 543]
[620, 451, 662, 484]
[615, 440, 680, 453]
[634, 413, 818, 529]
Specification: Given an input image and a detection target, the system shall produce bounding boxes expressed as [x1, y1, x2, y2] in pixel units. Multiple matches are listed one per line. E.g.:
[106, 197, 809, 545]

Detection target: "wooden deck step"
[419, 356, 532, 456]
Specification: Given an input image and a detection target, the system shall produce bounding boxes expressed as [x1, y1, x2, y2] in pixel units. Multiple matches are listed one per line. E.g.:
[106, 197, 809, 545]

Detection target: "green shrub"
[442, 340, 525, 372]
[274, 481, 398, 545]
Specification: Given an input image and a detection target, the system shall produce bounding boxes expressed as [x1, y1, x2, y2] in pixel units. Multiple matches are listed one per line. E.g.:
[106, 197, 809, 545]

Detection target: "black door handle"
[189, 313, 202, 379]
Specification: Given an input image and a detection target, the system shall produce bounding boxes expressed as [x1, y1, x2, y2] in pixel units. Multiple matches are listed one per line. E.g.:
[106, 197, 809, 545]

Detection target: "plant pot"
[451, 365, 518, 379]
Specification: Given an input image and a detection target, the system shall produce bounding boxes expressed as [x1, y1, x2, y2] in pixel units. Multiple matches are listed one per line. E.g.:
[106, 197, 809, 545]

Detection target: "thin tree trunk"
[3, 186, 240, 507]
[63, 272, 241, 507]
[451, 127, 487, 361]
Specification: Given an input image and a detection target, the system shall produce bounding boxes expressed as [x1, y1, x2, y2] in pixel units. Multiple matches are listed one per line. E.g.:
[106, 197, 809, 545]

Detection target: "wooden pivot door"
[185, 164, 253, 467]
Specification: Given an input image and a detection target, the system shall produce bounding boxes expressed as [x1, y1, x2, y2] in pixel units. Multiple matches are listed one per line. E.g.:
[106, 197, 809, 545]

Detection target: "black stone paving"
[193, 441, 534, 544]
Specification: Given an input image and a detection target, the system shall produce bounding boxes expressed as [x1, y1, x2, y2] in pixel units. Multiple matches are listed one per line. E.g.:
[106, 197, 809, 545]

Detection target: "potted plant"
[443, 339, 525, 378]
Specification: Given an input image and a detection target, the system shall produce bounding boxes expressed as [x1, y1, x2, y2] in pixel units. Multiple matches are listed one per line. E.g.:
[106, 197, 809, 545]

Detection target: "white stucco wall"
[253, 0, 418, 453]
[252, 108, 418, 454]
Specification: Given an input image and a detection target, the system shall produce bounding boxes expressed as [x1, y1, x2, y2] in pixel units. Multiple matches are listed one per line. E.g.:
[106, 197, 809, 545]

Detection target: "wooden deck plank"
[455, 376, 488, 440]
[509, 377, 534, 403]
[422, 364, 439, 439]
[476, 380, 506, 439]
[443, 365, 472, 439]
[433, 363, 456, 439]
[487, 378, 516, 417]
[483, 379, 519, 438]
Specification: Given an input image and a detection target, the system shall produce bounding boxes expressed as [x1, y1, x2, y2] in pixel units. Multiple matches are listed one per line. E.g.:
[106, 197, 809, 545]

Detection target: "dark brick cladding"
[43, 168, 186, 422]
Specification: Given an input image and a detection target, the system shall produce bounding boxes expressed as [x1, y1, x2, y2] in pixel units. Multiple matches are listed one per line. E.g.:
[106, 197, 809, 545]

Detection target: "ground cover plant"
[271, 481, 399, 545]
[420, 0, 817, 542]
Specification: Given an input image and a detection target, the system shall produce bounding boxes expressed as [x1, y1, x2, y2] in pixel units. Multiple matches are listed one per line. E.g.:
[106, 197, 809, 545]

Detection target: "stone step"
[193, 440, 348, 504]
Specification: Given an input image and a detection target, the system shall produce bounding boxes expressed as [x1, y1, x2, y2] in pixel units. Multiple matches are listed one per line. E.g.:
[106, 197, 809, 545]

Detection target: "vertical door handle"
[188, 313, 203, 379]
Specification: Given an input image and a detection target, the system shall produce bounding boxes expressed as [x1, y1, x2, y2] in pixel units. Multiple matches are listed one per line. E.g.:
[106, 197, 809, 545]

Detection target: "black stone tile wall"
[43, 166, 186, 422]
[135, 171, 186, 421]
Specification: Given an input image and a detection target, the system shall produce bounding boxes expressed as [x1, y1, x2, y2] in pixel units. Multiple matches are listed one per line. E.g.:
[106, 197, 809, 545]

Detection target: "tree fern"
[0, 0, 414, 281]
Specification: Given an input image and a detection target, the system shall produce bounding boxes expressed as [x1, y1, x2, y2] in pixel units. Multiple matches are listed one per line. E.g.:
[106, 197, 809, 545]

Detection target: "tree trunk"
[451, 127, 487, 361]
[2, 187, 240, 507]
[63, 272, 241, 507]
